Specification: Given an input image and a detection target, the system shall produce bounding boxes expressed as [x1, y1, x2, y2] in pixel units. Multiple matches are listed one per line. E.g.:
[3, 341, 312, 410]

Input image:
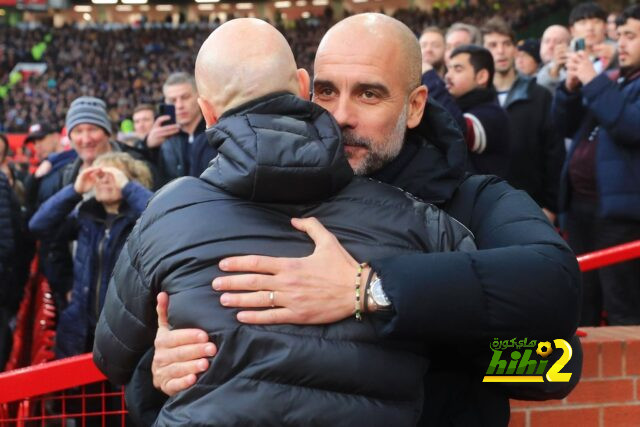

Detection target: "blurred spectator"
[144, 72, 205, 184]
[445, 45, 510, 177]
[569, 2, 615, 73]
[0, 134, 27, 205]
[29, 152, 153, 358]
[445, 22, 483, 63]
[516, 38, 542, 76]
[553, 5, 640, 326]
[0, 170, 18, 370]
[419, 26, 446, 77]
[607, 12, 619, 41]
[132, 104, 155, 141]
[483, 17, 564, 223]
[537, 24, 571, 92]
[25, 123, 61, 162]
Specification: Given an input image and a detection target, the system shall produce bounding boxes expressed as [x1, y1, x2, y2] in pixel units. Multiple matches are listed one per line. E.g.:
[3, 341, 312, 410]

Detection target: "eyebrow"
[313, 79, 391, 97]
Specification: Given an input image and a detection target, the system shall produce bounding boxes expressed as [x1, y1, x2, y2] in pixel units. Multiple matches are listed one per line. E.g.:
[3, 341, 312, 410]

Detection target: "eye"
[361, 90, 378, 100]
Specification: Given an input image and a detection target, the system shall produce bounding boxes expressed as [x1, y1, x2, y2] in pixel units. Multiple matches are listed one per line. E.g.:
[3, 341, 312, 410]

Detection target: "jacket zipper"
[95, 226, 111, 318]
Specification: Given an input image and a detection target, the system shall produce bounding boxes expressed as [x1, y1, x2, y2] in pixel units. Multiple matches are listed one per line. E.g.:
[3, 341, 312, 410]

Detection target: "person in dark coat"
[0, 170, 18, 370]
[29, 152, 153, 358]
[140, 14, 582, 427]
[94, 19, 476, 426]
[482, 17, 565, 223]
[445, 45, 511, 177]
[143, 72, 206, 186]
[553, 5, 640, 326]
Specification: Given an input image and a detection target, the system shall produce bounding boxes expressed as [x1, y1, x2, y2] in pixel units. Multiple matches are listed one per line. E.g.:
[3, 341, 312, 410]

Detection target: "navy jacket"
[422, 70, 466, 134]
[503, 75, 564, 212]
[94, 93, 476, 426]
[29, 182, 152, 358]
[554, 70, 640, 220]
[0, 172, 16, 305]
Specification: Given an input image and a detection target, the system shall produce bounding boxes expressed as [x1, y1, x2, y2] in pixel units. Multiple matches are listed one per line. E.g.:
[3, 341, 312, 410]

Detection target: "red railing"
[576, 239, 640, 272]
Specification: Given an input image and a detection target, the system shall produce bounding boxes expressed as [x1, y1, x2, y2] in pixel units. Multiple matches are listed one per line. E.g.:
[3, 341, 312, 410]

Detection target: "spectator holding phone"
[553, 5, 640, 326]
[144, 72, 207, 185]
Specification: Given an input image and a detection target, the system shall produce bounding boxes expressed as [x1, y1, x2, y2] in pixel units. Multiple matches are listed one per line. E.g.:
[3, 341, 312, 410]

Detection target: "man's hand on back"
[152, 292, 217, 396]
[213, 217, 364, 325]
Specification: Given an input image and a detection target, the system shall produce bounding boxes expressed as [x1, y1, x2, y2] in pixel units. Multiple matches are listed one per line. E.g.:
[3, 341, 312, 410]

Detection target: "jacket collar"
[504, 74, 533, 108]
[200, 92, 353, 203]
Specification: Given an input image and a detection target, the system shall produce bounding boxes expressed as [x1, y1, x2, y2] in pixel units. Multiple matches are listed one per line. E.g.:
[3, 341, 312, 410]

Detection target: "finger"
[290, 217, 335, 247]
[156, 292, 170, 328]
[154, 328, 209, 350]
[213, 274, 275, 292]
[220, 290, 282, 308]
[164, 373, 199, 397]
[218, 255, 285, 274]
[155, 342, 217, 366]
[237, 308, 295, 324]
[154, 115, 170, 126]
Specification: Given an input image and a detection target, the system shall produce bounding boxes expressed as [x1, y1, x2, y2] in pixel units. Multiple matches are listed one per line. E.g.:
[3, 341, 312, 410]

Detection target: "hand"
[100, 166, 129, 189]
[151, 292, 217, 396]
[542, 208, 556, 225]
[146, 115, 180, 148]
[592, 42, 616, 67]
[550, 43, 568, 78]
[566, 51, 597, 86]
[213, 217, 364, 325]
[73, 167, 100, 194]
[35, 160, 52, 178]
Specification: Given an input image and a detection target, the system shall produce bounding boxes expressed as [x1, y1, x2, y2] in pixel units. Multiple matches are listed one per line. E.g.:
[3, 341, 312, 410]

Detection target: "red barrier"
[577, 239, 640, 272]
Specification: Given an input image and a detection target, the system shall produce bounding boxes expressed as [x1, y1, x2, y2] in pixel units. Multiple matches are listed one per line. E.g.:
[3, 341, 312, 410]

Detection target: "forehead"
[543, 27, 568, 41]
[133, 109, 154, 118]
[619, 18, 640, 34]
[71, 123, 102, 133]
[420, 32, 444, 44]
[314, 41, 404, 90]
[164, 83, 195, 97]
[574, 17, 605, 26]
[484, 33, 512, 43]
[449, 53, 471, 67]
[447, 30, 471, 44]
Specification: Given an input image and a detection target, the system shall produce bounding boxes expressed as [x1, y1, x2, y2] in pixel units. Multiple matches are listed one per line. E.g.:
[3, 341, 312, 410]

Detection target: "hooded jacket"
[29, 181, 152, 358]
[93, 93, 476, 426]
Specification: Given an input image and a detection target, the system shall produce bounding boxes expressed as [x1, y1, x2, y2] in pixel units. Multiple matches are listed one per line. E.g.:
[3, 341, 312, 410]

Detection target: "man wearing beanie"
[55, 96, 156, 192]
[516, 39, 542, 76]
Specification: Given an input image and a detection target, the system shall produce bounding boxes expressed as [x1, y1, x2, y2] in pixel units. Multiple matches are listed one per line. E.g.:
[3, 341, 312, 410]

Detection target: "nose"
[330, 95, 357, 130]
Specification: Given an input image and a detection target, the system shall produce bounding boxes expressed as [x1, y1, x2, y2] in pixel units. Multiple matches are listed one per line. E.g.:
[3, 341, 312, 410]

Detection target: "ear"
[406, 84, 429, 129]
[296, 68, 311, 101]
[197, 97, 218, 128]
[475, 69, 490, 87]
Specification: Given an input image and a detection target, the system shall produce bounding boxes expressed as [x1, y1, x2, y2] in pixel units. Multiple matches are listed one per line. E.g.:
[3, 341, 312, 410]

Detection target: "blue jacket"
[29, 181, 152, 358]
[554, 70, 640, 220]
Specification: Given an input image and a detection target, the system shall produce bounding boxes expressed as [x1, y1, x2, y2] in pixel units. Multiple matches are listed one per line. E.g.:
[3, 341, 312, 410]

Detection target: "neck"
[103, 201, 120, 215]
[182, 117, 201, 136]
[493, 67, 517, 92]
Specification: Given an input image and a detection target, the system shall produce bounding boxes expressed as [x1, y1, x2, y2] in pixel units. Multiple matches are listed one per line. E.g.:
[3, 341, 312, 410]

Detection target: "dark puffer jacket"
[29, 182, 152, 358]
[94, 93, 476, 426]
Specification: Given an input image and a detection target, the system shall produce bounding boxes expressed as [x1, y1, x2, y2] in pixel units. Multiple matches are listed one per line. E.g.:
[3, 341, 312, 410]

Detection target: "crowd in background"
[1, 0, 640, 371]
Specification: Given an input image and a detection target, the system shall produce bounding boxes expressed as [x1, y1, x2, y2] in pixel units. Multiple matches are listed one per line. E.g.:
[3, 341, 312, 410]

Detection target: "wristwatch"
[367, 276, 392, 312]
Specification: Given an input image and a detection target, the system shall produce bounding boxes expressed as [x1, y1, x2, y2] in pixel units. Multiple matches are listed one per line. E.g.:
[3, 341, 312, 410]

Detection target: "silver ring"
[269, 291, 275, 308]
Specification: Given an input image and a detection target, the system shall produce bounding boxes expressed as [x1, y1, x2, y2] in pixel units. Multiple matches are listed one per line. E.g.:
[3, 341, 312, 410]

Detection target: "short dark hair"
[616, 5, 640, 27]
[569, 2, 607, 26]
[481, 17, 515, 43]
[450, 45, 495, 87]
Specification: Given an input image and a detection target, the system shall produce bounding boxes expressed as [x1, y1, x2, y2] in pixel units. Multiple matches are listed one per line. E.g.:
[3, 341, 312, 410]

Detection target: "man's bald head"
[317, 13, 422, 92]
[195, 18, 302, 116]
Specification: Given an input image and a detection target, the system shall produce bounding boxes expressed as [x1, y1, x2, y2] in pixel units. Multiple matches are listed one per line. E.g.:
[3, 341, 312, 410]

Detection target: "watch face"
[371, 279, 391, 307]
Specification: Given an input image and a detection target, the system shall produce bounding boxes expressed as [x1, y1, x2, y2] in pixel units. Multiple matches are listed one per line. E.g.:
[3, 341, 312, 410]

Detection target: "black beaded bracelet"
[354, 262, 368, 321]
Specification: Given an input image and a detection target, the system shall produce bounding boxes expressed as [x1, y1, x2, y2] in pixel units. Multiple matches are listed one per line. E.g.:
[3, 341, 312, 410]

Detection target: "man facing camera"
[445, 45, 510, 177]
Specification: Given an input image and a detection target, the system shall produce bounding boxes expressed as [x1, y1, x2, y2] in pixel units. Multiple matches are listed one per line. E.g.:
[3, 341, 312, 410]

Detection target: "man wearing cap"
[25, 123, 61, 163]
[516, 39, 542, 77]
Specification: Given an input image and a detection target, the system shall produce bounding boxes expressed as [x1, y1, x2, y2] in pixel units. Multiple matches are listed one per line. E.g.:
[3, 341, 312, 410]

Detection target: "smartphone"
[572, 38, 586, 52]
[158, 103, 176, 125]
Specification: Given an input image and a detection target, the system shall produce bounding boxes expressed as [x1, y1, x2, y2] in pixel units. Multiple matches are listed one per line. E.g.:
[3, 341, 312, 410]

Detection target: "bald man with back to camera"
[93, 18, 476, 426]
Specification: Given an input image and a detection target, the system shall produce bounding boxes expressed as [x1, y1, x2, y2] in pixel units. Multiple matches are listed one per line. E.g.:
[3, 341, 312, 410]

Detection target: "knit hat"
[65, 96, 112, 135]
[517, 39, 542, 64]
